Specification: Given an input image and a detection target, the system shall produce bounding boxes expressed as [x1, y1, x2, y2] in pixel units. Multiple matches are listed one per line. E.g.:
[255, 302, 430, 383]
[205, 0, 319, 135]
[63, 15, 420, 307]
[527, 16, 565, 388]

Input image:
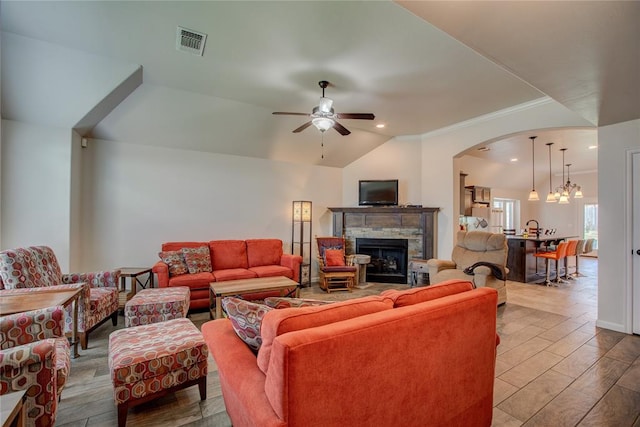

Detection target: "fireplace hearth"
[356, 238, 408, 284]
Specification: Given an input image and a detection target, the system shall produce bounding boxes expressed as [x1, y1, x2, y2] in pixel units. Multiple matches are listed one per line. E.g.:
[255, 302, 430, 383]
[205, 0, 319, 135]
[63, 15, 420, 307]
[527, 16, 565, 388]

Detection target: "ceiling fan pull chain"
[321, 133, 324, 159]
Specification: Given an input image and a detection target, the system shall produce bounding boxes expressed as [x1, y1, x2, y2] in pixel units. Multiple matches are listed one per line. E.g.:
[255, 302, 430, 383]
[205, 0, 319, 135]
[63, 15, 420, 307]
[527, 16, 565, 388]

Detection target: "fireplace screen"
[356, 238, 408, 284]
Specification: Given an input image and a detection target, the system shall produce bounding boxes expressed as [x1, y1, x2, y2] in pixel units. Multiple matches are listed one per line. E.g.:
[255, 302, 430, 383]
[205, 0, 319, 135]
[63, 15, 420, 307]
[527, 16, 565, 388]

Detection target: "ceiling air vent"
[176, 26, 207, 56]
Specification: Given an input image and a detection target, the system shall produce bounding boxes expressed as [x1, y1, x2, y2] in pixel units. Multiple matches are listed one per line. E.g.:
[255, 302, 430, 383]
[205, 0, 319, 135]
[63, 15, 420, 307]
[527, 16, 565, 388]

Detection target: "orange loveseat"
[201, 280, 499, 427]
[152, 239, 302, 310]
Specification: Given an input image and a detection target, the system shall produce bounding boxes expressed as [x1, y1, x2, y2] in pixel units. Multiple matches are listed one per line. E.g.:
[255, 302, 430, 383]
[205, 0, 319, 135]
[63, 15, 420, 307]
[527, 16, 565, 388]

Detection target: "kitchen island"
[506, 235, 576, 283]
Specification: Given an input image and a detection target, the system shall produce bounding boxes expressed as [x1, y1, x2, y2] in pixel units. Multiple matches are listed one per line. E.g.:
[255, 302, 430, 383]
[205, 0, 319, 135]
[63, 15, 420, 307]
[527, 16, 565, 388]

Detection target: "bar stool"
[533, 241, 569, 286]
[572, 240, 586, 277]
[584, 238, 596, 255]
[562, 240, 579, 280]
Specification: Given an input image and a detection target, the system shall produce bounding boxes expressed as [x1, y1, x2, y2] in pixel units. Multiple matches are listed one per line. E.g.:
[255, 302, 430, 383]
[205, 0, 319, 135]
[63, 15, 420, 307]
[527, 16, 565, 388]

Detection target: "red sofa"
[201, 280, 499, 427]
[152, 239, 302, 310]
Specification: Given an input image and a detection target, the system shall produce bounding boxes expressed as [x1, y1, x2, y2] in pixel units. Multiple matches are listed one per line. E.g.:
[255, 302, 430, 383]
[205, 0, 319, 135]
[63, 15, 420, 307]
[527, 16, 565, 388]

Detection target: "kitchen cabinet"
[466, 186, 491, 204]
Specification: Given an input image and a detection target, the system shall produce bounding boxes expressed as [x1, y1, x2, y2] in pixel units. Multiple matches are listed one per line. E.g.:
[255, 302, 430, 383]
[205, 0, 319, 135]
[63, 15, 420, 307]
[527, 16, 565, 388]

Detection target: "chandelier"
[527, 136, 539, 201]
[553, 148, 583, 204]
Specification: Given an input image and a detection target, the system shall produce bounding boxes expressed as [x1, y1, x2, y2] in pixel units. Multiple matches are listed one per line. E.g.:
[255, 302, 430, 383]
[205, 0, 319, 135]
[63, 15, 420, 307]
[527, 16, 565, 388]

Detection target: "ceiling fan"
[273, 81, 375, 136]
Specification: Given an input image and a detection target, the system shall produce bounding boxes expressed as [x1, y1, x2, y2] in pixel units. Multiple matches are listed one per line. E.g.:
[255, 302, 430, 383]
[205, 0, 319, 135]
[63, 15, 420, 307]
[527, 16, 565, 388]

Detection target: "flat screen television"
[358, 180, 398, 206]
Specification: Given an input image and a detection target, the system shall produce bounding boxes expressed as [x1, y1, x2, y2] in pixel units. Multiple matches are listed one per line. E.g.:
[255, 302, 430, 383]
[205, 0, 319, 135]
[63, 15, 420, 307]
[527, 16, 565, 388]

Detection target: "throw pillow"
[181, 246, 212, 274]
[222, 297, 273, 352]
[324, 249, 345, 266]
[158, 250, 189, 276]
[263, 297, 334, 309]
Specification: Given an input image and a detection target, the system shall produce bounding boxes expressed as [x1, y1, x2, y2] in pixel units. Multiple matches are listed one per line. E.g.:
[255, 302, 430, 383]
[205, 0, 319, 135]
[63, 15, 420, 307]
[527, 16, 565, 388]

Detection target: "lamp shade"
[528, 190, 539, 201]
[293, 201, 312, 222]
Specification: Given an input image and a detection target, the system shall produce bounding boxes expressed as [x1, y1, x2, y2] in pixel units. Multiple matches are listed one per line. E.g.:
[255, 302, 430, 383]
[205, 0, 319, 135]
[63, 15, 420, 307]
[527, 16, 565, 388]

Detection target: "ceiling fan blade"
[333, 121, 351, 136]
[293, 121, 313, 133]
[335, 113, 375, 120]
[273, 112, 311, 116]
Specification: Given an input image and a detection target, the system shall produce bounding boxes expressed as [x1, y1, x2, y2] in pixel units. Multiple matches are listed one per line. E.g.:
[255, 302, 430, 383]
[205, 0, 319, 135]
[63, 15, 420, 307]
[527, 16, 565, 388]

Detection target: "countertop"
[506, 235, 577, 242]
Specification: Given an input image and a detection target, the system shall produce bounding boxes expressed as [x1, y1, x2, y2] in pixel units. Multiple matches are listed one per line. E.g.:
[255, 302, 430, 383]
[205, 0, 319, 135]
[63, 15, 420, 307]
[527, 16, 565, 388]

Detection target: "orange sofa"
[152, 239, 302, 310]
[201, 280, 499, 427]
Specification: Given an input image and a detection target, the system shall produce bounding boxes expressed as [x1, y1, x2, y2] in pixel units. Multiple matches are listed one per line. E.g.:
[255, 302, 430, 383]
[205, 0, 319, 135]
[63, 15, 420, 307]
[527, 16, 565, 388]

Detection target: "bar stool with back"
[533, 241, 569, 286]
[562, 239, 579, 280]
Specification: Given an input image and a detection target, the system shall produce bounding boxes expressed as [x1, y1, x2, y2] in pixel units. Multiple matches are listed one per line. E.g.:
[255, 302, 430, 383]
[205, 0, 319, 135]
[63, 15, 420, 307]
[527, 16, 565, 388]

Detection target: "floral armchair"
[0, 246, 120, 349]
[1, 306, 71, 427]
[315, 236, 358, 293]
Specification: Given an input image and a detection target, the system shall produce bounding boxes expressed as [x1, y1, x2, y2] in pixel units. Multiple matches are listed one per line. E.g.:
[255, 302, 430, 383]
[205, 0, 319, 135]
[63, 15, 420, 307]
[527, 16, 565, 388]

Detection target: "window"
[493, 198, 517, 231]
[583, 203, 598, 249]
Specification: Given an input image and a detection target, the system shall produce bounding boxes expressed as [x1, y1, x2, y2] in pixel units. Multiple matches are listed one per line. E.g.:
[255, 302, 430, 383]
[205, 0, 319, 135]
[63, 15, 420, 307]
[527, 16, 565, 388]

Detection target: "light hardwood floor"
[56, 258, 640, 426]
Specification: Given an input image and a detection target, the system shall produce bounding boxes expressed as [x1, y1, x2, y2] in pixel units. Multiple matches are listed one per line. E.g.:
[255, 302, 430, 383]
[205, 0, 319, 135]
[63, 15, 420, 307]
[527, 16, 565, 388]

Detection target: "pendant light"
[558, 149, 570, 204]
[545, 142, 556, 202]
[528, 136, 539, 201]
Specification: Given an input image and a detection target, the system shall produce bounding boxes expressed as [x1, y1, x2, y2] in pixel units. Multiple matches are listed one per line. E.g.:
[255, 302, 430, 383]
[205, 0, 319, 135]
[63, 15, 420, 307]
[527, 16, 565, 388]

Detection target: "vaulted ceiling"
[1, 1, 638, 169]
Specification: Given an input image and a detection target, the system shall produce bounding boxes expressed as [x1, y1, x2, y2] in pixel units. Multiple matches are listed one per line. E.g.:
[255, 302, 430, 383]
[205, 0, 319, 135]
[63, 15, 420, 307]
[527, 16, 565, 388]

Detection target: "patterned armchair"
[1, 306, 71, 427]
[315, 236, 358, 293]
[0, 246, 120, 349]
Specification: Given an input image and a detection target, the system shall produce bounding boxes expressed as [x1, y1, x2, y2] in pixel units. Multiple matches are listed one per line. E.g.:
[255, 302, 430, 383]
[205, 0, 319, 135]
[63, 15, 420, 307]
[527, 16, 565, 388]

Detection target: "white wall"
[69, 131, 84, 271]
[1, 120, 73, 269]
[342, 135, 422, 206]
[1, 33, 140, 129]
[79, 139, 343, 274]
[597, 119, 640, 333]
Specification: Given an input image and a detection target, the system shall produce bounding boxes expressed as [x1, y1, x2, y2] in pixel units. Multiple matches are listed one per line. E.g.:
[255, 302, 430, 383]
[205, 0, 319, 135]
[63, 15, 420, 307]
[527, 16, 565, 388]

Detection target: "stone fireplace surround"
[328, 207, 439, 284]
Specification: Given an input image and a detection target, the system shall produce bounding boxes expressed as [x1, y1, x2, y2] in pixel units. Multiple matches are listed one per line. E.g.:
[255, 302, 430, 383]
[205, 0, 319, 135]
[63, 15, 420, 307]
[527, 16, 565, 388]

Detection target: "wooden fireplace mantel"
[328, 206, 439, 261]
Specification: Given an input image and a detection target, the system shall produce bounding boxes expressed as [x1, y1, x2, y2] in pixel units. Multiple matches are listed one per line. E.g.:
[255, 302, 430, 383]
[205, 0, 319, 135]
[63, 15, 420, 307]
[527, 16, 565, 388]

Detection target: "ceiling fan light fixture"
[318, 97, 333, 114]
[312, 117, 334, 132]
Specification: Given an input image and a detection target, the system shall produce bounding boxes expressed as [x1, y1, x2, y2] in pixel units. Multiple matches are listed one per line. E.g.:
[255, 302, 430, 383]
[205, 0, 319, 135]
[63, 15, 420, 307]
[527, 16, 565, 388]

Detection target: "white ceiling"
[1, 1, 638, 170]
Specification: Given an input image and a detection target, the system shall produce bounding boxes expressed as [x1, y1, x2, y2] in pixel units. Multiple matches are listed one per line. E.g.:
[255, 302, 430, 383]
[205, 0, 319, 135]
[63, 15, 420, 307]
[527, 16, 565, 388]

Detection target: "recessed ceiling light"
[375, 124, 385, 128]
[510, 158, 518, 162]
[588, 145, 598, 150]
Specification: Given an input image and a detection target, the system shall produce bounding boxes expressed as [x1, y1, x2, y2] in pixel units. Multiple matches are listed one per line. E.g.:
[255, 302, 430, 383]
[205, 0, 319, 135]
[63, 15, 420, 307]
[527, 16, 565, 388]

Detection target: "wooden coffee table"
[0, 287, 83, 358]
[209, 276, 299, 319]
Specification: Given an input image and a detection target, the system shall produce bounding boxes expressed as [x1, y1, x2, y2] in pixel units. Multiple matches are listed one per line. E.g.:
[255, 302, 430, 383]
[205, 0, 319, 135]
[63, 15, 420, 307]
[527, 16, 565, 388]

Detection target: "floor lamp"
[292, 201, 312, 287]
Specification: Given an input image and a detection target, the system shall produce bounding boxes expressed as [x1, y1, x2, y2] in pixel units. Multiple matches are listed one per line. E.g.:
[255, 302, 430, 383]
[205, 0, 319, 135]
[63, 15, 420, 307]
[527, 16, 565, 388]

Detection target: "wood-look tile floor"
[56, 258, 640, 426]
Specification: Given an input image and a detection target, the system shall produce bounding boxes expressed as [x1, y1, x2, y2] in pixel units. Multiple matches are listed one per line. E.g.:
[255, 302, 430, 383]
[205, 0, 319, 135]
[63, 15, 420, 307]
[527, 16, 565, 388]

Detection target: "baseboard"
[595, 319, 629, 334]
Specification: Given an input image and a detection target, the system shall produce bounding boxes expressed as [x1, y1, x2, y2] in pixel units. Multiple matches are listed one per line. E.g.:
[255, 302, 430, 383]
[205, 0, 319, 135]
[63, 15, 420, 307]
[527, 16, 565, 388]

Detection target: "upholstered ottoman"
[124, 287, 190, 327]
[108, 318, 208, 427]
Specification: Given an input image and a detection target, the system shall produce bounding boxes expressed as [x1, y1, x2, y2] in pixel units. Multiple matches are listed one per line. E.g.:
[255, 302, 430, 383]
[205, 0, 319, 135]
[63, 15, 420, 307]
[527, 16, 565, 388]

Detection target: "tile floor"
[55, 257, 640, 426]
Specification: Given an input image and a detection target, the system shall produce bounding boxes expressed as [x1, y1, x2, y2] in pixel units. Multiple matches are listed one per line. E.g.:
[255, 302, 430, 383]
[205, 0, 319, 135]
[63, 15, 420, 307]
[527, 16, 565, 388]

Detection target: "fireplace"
[356, 238, 408, 284]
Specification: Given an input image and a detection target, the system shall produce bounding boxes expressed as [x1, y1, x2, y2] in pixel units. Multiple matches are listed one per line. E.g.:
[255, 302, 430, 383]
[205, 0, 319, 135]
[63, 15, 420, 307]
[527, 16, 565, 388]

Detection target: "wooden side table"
[118, 268, 154, 310]
[1, 390, 27, 427]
